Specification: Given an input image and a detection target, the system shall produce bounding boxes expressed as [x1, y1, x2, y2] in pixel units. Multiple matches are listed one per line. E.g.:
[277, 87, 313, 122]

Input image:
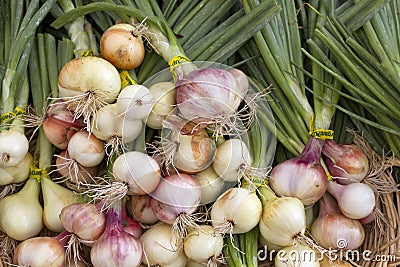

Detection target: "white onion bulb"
[67, 130, 105, 167]
[117, 84, 154, 121]
[146, 82, 176, 129]
[0, 129, 29, 168]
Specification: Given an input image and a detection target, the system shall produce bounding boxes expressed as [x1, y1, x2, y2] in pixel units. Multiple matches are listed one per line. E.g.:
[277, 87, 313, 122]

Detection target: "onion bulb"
[0, 129, 29, 168]
[127, 194, 158, 225]
[327, 181, 375, 219]
[175, 68, 248, 124]
[58, 56, 121, 127]
[146, 82, 176, 129]
[43, 100, 85, 150]
[67, 129, 105, 167]
[319, 257, 352, 267]
[150, 173, 201, 236]
[0, 178, 43, 240]
[41, 176, 79, 232]
[13, 236, 67, 267]
[60, 202, 106, 241]
[112, 151, 161, 195]
[0, 152, 33, 186]
[183, 225, 224, 265]
[100, 23, 145, 70]
[274, 244, 320, 267]
[269, 137, 328, 205]
[90, 199, 143, 267]
[258, 186, 307, 247]
[117, 84, 154, 121]
[310, 193, 365, 250]
[323, 140, 369, 184]
[211, 187, 262, 234]
[91, 103, 143, 146]
[140, 222, 183, 266]
[212, 138, 252, 183]
[193, 165, 224, 205]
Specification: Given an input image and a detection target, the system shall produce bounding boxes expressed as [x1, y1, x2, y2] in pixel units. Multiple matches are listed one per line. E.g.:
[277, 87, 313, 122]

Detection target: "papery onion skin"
[269, 137, 328, 205]
[140, 222, 183, 266]
[113, 151, 161, 195]
[323, 140, 369, 184]
[100, 23, 145, 70]
[310, 193, 365, 250]
[13, 236, 65, 267]
[58, 56, 121, 104]
[150, 173, 201, 224]
[175, 68, 246, 122]
[60, 203, 106, 241]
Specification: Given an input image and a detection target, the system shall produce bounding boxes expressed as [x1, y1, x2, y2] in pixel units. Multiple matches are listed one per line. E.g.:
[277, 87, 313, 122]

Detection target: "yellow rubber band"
[29, 164, 49, 183]
[0, 106, 27, 124]
[308, 117, 334, 140]
[242, 177, 268, 188]
[168, 55, 191, 73]
[119, 70, 137, 88]
[326, 171, 333, 181]
[81, 50, 95, 57]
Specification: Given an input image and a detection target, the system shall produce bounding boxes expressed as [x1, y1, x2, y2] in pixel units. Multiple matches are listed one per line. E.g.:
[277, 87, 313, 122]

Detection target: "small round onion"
[67, 130, 105, 167]
[0, 129, 29, 168]
[193, 165, 224, 205]
[113, 151, 161, 195]
[117, 84, 154, 121]
[127, 194, 159, 225]
[100, 23, 145, 70]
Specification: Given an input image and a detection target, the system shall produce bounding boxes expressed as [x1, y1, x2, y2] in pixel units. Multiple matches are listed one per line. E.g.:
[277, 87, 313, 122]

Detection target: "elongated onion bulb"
[41, 177, 78, 232]
[211, 187, 262, 234]
[113, 151, 161, 195]
[327, 181, 375, 219]
[212, 138, 252, 182]
[91, 103, 142, 143]
[100, 23, 145, 70]
[140, 222, 183, 266]
[58, 56, 121, 104]
[274, 244, 320, 267]
[67, 130, 105, 167]
[0, 129, 29, 168]
[60, 203, 106, 241]
[184, 225, 224, 263]
[0, 152, 32, 186]
[146, 82, 176, 129]
[117, 84, 154, 121]
[13, 236, 65, 267]
[0, 179, 43, 240]
[310, 193, 365, 250]
[258, 186, 306, 247]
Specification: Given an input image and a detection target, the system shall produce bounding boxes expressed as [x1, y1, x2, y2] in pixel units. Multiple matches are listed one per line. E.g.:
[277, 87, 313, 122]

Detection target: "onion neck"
[327, 181, 344, 200]
[20, 178, 41, 199]
[258, 185, 278, 207]
[320, 193, 341, 217]
[106, 199, 123, 231]
[322, 140, 342, 161]
[55, 230, 71, 247]
[299, 137, 325, 163]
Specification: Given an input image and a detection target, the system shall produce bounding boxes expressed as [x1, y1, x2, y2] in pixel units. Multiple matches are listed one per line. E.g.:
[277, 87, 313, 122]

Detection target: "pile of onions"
[310, 193, 365, 250]
[90, 199, 143, 267]
[269, 137, 328, 205]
